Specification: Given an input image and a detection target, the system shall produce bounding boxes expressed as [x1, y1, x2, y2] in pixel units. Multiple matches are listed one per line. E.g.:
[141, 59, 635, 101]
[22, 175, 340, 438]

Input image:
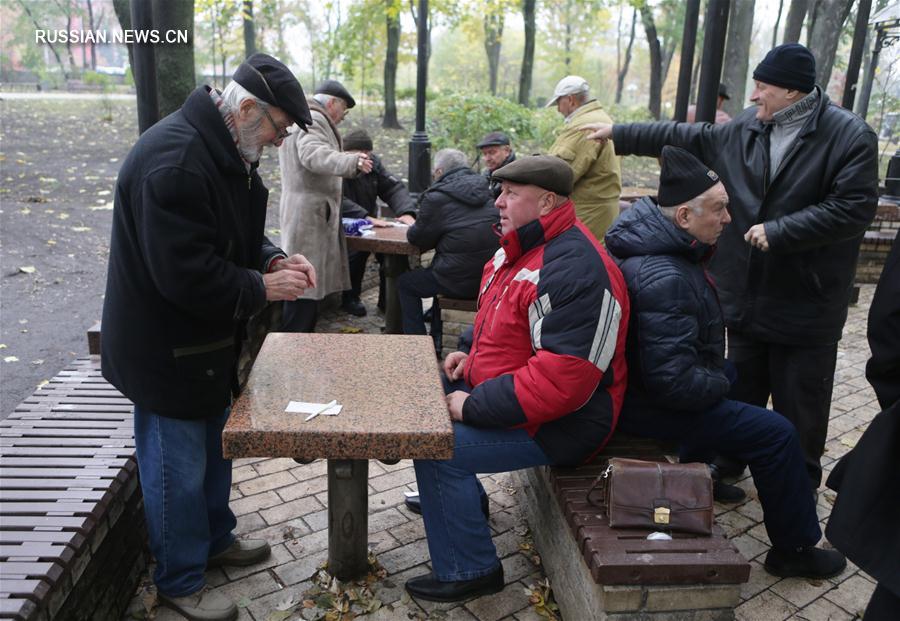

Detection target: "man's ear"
[238, 98, 257, 121]
[674, 205, 692, 229]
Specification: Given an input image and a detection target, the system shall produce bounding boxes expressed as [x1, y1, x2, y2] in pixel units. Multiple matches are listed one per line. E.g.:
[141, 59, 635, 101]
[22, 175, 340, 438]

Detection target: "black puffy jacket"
[605, 198, 729, 414]
[341, 153, 416, 219]
[407, 167, 499, 299]
[612, 88, 878, 345]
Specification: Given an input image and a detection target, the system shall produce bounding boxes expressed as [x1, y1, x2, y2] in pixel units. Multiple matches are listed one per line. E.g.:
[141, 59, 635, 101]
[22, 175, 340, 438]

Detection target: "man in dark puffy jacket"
[400, 148, 498, 345]
[584, 44, 878, 491]
[405, 155, 630, 602]
[606, 146, 845, 580]
[340, 128, 417, 316]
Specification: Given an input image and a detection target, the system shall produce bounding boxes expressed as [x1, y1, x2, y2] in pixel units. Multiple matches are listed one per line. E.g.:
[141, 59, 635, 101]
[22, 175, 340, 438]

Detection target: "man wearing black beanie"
[581, 43, 878, 498]
[606, 146, 846, 580]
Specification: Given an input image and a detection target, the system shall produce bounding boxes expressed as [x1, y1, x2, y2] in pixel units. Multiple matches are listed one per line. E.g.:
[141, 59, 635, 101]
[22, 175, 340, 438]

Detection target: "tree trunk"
[783, 0, 808, 43]
[382, 4, 402, 128]
[243, 0, 256, 58]
[87, 0, 97, 70]
[722, 0, 755, 117]
[640, 4, 662, 119]
[152, 0, 195, 117]
[112, 0, 133, 77]
[771, 0, 784, 48]
[16, 0, 69, 79]
[60, 1, 77, 75]
[518, 0, 535, 106]
[806, 0, 853, 88]
[483, 9, 503, 96]
[564, 0, 573, 70]
[615, 8, 637, 104]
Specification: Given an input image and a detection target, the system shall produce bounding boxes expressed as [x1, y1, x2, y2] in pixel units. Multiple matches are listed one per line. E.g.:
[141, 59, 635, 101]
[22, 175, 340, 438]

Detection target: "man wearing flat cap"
[545, 75, 622, 241]
[405, 155, 630, 602]
[279, 79, 370, 331]
[583, 43, 878, 493]
[477, 131, 516, 177]
[102, 53, 317, 620]
[685, 83, 732, 123]
[605, 146, 846, 580]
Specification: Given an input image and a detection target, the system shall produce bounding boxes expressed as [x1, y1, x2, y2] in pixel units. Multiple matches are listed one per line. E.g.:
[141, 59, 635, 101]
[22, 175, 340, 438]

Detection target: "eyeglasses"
[260, 105, 290, 141]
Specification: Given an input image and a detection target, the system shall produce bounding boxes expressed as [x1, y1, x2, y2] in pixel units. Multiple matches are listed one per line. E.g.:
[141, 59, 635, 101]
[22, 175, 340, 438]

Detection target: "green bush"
[427, 93, 547, 153]
[83, 70, 112, 89]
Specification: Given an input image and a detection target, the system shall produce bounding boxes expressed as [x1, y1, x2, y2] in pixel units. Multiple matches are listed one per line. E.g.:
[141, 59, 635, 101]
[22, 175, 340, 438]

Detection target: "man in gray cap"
[583, 44, 878, 493]
[476, 131, 516, 177]
[405, 155, 630, 602]
[279, 79, 371, 332]
[102, 53, 317, 620]
[545, 75, 621, 241]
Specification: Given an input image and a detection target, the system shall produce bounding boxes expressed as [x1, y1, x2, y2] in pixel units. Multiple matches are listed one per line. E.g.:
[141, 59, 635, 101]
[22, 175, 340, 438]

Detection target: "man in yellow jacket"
[546, 75, 621, 240]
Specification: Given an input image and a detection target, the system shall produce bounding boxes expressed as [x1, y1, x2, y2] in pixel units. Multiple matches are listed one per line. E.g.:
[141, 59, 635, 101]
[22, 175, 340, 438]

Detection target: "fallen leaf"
[339, 326, 363, 334]
[36, 380, 49, 389]
[4, 356, 20, 363]
[71, 226, 92, 232]
[90, 202, 114, 211]
[31, 359, 44, 365]
[18, 207, 31, 214]
[236, 596, 251, 608]
[18, 266, 36, 274]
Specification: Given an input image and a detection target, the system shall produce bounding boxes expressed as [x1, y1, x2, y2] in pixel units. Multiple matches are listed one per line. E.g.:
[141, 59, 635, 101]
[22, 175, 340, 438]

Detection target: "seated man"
[405, 155, 630, 602]
[604, 146, 845, 579]
[340, 128, 417, 316]
[399, 148, 498, 346]
[477, 131, 516, 197]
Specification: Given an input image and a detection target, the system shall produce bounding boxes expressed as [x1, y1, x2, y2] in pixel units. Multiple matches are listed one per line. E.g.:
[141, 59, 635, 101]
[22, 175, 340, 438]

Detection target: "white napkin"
[285, 401, 343, 416]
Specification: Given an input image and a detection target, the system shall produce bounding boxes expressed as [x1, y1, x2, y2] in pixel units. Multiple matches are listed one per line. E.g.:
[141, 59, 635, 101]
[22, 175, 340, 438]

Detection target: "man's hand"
[744, 224, 769, 252]
[580, 122, 613, 144]
[398, 214, 416, 226]
[446, 390, 469, 422]
[367, 217, 391, 227]
[356, 153, 374, 174]
[263, 269, 312, 301]
[443, 351, 468, 381]
[277, 254, 317, 288]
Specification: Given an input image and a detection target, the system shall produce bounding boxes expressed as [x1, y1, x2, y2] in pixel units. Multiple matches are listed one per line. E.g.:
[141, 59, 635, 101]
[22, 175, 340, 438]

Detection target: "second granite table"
[345, 226, 420, 334]
[223, 332, 453, 579]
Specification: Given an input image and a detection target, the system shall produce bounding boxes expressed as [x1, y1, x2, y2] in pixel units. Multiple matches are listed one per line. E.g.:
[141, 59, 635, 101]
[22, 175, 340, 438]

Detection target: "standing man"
[477, 131, 516, 177]
[405, 156, 629, 602]
[102, 54, 317, 621]
[340, 128, 417, 316]
[546, 75, 621, 241]
[582, 43, 879, 490]
[279, 79, 370, 332]
[686, 83, 732, 123]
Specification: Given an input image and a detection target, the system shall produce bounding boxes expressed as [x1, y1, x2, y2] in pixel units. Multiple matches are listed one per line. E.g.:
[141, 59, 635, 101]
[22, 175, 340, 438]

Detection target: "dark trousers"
[398, 268, 443, 351]
[617, 398, 821, 550]
[346, 250, 370, 300]
[281, 299, 318, 333]
[865, 584, 900, 621]
[726, 330, 837, 488]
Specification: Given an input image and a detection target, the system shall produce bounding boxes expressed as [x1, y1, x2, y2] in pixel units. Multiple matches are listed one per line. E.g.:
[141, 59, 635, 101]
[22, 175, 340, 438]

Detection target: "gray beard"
[238, 114, 265, 163]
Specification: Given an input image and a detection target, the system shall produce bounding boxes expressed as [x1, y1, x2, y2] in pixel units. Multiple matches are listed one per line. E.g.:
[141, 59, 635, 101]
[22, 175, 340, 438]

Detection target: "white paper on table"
[285, 401, 343, 416]
[389, 222, 410, 228]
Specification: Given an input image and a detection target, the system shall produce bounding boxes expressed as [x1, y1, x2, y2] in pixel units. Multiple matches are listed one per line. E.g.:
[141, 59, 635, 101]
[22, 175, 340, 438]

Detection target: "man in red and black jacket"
[404, 155, 630, 603]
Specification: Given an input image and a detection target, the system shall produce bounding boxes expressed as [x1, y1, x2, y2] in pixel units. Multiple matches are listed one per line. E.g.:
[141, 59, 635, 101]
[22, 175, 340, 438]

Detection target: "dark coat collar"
[180, 86, 251, 176]
[748, 85, 828, 138]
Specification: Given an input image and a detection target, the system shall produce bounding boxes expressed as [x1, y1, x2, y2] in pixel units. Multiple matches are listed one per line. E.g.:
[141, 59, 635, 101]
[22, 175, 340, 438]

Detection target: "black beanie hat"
[657, 146, 720, 207]
[343, 128, 373, 152]
[233, 53, 312, 129]
[752, 43, 816, 93]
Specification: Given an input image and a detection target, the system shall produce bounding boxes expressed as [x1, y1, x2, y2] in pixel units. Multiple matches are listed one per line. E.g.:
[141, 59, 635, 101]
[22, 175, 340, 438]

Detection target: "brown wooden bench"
[0, 343, 147, 619]
[513, 434, 750, 620]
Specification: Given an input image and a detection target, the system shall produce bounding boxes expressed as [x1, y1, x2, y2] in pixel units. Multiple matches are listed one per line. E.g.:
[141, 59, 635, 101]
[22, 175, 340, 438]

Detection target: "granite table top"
[223, 333, 453, 461]
[345, 225, 420, 255]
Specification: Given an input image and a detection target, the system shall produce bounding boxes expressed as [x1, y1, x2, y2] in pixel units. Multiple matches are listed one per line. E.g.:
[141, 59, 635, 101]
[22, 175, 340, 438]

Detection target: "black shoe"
[405, 493, 490, 520]
[405, 565, 504, 602]
[713, 455, 746, 479]
[713, 480, 747, 504]
[763, 546, 847, 579]
[341, 297, 367, 317]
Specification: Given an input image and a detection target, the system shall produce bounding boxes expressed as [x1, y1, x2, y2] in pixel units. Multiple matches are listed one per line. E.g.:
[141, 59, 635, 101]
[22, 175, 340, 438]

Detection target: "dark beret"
[657, 146, 720, 207]
[233, 53, 312, 129]
[491, 155, 574, 196]
[718, 83, 730, 100]
[343, 128, 373, 152]
[477, 131, 511, 148]
[315, 79, 356, 108]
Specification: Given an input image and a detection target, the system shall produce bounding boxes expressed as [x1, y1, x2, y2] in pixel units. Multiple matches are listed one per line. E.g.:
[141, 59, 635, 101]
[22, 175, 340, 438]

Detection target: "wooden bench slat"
[0, 447, 134, 457]
[0, 438, 134, 448]
[0, 597, 37, 618]
[0, 517, 93, 533]
[0, 457, 129, 468]
[14, 404, 133, 414]
[7, 412, 131, 422]
[21, 396, 132, 405]
[0, 542, 77, 560]
[0, 429, 133, 438]
[0, 490, 109, 503]
[2, 420, 130, 429]
[0, 468, 124, 479]
[0, 502, 104, 519]
[0, 562, 65, 582]
[0, 479, 114, 491]
[0, 532, 85, 546]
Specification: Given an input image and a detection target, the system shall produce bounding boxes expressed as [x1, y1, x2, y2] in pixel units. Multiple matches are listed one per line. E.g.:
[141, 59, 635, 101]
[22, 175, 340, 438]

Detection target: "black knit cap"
[752, 43, 816, 93]
[477, 131, 511, 148]
[492, 155, 573, 195]
[343, 128, 373, 152]
[657, 146, 720, 207]
[233, 53, 312, 129]
[315, 79, 356, 108]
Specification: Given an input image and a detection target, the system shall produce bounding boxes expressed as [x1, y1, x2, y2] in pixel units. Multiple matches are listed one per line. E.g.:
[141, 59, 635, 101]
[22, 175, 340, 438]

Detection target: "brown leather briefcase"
[590, 457, 714, 536]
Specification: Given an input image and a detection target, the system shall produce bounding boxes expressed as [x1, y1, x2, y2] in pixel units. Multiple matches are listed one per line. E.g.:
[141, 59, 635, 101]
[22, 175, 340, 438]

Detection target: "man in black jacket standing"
[102, 54, 316, 621]
[584, 44, 878, 491]
[340, 128, 417, 316]
[606, 146, 845, 579]
[400, 148, 498, 347]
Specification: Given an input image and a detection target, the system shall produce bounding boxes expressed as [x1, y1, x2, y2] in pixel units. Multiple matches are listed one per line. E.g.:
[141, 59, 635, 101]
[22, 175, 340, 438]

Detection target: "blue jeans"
[397, 268, 442, 349]
[618, 397, 821, 550]
[414, 422, 551, 581]
[134, 405, 237, 597]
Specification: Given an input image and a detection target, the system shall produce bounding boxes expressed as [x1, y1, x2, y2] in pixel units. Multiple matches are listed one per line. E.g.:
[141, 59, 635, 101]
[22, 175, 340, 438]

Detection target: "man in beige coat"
[546, 75, 621, 241]
[279, 80, 373, 331]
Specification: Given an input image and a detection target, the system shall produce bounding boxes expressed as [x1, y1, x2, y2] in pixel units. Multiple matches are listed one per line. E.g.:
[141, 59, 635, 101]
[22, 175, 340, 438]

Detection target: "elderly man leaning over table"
[402, 155, 630, 603]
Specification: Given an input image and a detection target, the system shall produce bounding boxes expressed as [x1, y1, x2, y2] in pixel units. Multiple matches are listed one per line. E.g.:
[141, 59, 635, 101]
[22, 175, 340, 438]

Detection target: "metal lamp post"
[408, 0, 431, 195]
